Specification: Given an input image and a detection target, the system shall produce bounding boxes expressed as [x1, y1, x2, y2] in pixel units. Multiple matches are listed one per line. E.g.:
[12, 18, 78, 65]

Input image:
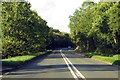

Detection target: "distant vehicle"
[68, 46, 71, 49]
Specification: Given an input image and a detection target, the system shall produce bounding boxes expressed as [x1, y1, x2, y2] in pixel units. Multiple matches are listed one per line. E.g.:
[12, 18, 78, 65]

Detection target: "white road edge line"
[60, 50, 79, 80]
[60, 50, 86, 80]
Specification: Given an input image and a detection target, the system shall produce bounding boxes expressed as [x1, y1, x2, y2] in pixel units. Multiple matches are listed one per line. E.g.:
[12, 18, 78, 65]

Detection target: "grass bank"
[2, 50, 52, 67]
[84, 52, 120, 66]
[92, 54, 120, 65]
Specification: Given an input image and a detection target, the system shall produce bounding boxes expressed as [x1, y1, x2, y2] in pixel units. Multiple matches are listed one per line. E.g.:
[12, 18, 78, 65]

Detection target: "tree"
[46, 28, 73, 49]
[69, 1, 120, 54]
[2, 1, 49, 58]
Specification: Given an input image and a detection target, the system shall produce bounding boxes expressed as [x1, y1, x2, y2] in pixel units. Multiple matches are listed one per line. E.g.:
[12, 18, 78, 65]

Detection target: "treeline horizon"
[1, 0, 120, 58]
[69, 1, 120, 54]
[1, 1, 73, 58]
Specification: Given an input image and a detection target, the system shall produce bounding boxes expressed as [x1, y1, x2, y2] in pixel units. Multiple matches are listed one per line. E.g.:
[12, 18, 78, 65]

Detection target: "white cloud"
[26, 0, 99, 33]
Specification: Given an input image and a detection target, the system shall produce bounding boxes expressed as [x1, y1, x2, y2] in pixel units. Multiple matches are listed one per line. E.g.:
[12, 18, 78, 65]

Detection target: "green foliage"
[1, 1, 73, 58]
[0, 28, 2, 39]
[84, 52, 96, 58]
[46, 28, 73, 49]
[0, 25, 2, 50]
[0, 39, 2, 50]
[1, 2, 49, 58]
[69, 1, 120, 54]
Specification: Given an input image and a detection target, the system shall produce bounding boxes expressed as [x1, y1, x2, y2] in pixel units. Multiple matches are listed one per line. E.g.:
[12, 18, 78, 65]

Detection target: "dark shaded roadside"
[112, 60, 120, 66]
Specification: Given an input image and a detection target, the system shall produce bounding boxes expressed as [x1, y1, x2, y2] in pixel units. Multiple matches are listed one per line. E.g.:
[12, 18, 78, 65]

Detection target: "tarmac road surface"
[2, 48, 119, 80]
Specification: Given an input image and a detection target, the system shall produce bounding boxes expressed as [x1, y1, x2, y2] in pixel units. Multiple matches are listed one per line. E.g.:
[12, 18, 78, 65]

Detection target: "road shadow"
[47, 50, 86, 58]
[73, 64, 118, 71]
[2, 52, 51, 74]
[6, 64, 69, 75]
[5, 63, 118, 76]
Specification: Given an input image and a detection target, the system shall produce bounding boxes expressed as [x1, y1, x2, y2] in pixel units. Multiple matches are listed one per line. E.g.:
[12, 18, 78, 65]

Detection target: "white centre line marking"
[60, 50, 86, 80]
[61, 51, 79, 80]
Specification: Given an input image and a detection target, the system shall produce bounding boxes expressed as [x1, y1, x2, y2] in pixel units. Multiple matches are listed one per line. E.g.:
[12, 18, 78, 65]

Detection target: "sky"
[25, 0, 99, 33]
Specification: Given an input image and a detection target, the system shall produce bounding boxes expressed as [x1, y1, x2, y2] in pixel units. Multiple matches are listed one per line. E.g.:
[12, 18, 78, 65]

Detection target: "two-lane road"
[2, 49, 119, 80]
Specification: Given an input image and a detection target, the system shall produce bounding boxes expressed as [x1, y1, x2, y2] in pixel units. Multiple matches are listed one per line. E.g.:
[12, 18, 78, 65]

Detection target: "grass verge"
[84, 52, 120, 66]
[2, 55, 35, 67]
[92, 54, 120, 66]
[2, 51, 52, 67]
[74, 50, 120, 66]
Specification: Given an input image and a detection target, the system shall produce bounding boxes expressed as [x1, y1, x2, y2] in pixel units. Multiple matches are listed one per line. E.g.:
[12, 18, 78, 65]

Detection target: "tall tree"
[69, 1, 120, 54]
[2, 1, 49, 58]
